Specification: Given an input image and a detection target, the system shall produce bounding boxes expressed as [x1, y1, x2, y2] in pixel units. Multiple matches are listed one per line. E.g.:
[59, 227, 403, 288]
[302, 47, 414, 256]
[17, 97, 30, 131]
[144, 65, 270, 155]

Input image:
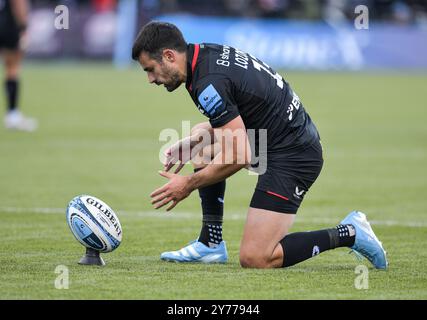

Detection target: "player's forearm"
[11, 0, 29, 30]
[187, 162, 245, 191]
[187, 118, 251, 190]
[189, 125, 215, 149]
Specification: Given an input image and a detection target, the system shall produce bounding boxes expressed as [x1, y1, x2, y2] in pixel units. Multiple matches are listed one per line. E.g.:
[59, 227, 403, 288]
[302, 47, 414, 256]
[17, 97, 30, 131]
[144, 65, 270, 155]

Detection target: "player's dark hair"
[132, 21, 187, 62]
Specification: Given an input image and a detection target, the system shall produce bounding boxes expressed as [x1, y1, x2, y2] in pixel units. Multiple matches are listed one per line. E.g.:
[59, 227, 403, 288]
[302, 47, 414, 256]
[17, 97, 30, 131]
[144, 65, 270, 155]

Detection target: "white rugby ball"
[66, 195, 122, 253]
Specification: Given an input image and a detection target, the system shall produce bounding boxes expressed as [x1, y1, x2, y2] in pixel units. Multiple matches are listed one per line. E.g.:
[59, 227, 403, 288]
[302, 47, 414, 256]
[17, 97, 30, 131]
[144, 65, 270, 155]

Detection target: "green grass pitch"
[0, 63, 426, 299]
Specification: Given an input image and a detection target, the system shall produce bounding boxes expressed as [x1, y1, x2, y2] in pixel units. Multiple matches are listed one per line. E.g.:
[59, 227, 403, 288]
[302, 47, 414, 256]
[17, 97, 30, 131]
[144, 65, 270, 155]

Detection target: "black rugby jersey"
[185, 43, 320, 154]
[0, 0, 18, 30]
[0, 0, 14, 22]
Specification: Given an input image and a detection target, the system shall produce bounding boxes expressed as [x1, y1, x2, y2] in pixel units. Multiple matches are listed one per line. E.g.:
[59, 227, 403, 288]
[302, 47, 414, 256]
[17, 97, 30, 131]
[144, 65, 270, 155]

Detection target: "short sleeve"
[193, 75, 240, 128]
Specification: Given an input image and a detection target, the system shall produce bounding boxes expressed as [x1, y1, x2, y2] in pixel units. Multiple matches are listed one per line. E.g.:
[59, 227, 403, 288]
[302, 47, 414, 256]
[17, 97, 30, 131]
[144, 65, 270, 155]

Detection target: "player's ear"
[162, 49, 175, 63]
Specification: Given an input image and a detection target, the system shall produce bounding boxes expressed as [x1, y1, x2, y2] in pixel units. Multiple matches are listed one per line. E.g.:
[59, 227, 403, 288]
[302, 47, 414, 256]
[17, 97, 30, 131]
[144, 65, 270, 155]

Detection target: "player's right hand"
[163, 137, 192, 174]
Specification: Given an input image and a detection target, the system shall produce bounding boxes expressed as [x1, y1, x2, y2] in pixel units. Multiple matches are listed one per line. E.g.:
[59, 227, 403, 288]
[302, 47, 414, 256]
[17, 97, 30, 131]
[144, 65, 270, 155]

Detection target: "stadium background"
[1, 0, 426, 300]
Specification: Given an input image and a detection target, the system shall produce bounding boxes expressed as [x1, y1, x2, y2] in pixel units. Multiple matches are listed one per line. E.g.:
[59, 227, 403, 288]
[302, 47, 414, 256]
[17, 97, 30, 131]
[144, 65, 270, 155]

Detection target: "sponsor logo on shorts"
[293, 186, 306, 199]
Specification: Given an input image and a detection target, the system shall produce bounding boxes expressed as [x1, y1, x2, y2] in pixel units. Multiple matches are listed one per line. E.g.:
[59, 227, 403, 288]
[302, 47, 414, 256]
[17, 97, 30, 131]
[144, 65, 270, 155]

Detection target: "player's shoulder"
[197, 43, 238, 77]
[200, 43, 227, 54]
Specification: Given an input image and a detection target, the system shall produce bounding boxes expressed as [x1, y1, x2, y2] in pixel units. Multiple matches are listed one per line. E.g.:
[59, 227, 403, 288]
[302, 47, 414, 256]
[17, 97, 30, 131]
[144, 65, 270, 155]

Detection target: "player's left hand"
[150, 171, 193, 211]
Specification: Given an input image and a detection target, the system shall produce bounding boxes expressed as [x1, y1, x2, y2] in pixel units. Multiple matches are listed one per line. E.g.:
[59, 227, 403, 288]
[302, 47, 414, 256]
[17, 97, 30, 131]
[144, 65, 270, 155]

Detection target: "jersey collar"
[185, 43, 200, 92]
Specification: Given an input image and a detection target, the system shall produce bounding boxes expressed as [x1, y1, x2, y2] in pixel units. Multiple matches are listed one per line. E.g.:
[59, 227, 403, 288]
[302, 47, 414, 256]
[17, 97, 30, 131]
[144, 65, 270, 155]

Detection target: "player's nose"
[147, 73, 156, 84]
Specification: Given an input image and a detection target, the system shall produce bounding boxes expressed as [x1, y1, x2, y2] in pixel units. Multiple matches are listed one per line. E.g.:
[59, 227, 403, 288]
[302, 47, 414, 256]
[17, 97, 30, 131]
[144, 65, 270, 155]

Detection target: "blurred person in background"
[0, 0, 37, 131]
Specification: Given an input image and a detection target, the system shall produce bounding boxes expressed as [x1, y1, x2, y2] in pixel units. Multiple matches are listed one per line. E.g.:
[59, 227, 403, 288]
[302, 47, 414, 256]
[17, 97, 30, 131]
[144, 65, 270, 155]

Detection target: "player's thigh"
[240, 207, 295, 260]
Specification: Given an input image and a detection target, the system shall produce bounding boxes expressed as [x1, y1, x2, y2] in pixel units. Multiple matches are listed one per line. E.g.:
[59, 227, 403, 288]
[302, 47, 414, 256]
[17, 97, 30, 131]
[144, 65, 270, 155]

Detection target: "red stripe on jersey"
[192, 44, 200, 73]
[266, 190, 289, 201]
[189, 44, 200, 92]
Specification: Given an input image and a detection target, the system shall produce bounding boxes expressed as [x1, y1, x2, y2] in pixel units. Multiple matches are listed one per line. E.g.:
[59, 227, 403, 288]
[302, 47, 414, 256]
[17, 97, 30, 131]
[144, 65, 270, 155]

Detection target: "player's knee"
[239, 249, 271, 269]
[5, 64, 20, 79]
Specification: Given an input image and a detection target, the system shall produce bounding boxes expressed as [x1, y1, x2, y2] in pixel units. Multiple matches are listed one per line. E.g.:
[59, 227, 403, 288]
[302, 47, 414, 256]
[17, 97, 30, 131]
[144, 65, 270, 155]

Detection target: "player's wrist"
[186, 172, 199, 192]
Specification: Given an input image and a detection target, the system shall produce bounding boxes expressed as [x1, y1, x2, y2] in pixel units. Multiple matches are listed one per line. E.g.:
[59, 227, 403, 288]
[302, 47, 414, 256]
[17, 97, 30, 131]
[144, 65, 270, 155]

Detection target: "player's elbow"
[231, 144, 250, 166]
[228, 155, 247, 169]
[244, 145, 252, 166]
[235, 149, 251, 167]
[234, 162, 247, 172]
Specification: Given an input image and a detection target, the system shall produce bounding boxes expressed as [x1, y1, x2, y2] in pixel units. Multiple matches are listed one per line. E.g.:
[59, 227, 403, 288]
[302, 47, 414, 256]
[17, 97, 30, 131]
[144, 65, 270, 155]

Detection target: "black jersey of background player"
[185, 43, 320, 155]
[0, 0, 17, 29]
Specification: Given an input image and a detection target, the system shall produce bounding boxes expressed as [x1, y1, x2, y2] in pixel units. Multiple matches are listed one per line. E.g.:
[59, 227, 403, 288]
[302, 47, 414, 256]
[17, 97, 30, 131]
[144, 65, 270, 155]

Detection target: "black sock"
[280, 224, 356, 267]
[5, 79, 18, 112]
[334, 224, 356, 247]
[195, 168, 225, 248]
[200, 223, 223, 248]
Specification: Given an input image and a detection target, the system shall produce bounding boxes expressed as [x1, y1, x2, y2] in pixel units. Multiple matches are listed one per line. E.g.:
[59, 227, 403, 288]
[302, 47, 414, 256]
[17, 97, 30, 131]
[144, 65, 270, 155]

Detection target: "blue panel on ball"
[72, 216, 92, 239]
[83, 233, 105, 250]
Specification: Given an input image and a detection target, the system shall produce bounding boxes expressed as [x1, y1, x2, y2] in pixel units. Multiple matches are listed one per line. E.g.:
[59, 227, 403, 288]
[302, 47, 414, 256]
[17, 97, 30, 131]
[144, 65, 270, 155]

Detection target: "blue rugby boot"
[341, 211, 388, 270]
[160, 240, 228, 263]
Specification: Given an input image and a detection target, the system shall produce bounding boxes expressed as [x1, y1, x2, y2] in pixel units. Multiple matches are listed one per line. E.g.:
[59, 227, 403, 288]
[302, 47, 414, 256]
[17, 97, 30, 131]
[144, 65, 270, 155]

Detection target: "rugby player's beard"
[162, 66, 183, 92]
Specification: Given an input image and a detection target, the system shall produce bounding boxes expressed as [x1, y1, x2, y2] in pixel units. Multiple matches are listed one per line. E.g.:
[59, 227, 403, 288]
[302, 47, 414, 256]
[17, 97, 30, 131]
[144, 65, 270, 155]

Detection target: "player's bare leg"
[240, 204, 357, 269]
[3, 49, 37, 131]
[240, 208, 295, 268]
[4, 49, 22, 79]
[239, 206, 387, 269]
[240, 205, 356, 269]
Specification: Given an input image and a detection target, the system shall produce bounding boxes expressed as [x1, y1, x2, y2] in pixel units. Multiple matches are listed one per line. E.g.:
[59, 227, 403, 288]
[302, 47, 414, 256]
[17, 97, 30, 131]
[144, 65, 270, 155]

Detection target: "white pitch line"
[1, 206, 427, 228]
